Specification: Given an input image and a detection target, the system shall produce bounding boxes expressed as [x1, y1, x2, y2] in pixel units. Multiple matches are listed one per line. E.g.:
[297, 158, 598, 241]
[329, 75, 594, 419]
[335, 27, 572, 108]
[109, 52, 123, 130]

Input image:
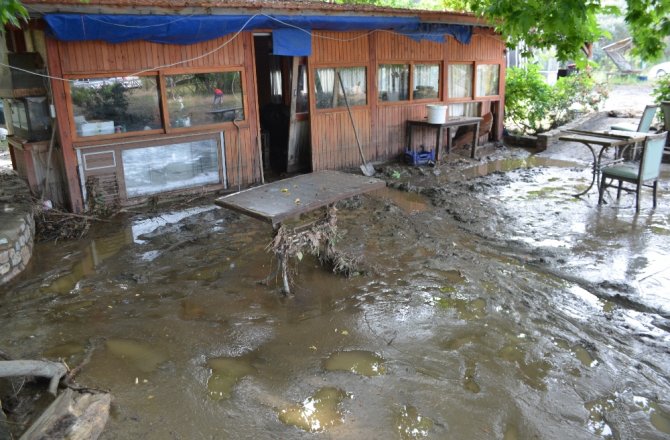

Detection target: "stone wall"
[0, 172, 34, 285]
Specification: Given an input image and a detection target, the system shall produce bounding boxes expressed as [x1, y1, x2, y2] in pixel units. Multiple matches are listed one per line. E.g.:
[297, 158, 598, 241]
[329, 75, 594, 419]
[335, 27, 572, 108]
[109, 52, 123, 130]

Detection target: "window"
[165, 71, 244, 128]
[71, 76, 161, 137]
[378, 64, 409, 102]
[122, 138, 221, 197]
[315, 66, 367, 109]
[449, 102, 480, 117]
[476, 64, 500, 97]
[448, 64, 473, 99]
[412, 64, 440, 100]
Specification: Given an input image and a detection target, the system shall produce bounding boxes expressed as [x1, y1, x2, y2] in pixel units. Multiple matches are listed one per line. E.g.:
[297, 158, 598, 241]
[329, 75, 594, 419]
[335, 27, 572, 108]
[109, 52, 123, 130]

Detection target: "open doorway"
[253, 35, 311, 179]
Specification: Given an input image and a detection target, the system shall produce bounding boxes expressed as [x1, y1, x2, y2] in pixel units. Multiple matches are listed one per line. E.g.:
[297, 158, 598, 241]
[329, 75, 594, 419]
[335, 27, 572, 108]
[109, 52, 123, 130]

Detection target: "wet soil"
[2, 116, 670, 439]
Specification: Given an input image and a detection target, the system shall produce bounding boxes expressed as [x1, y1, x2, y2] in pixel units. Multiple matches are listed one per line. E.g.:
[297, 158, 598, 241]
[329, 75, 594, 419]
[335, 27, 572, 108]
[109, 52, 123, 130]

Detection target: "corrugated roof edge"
[23, 0, 491, 27]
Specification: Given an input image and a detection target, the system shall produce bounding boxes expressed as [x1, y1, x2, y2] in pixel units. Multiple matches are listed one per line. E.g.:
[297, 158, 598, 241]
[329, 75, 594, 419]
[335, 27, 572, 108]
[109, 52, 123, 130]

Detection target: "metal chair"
[598, 132, 667, 211]
[610, 104, 659, 132]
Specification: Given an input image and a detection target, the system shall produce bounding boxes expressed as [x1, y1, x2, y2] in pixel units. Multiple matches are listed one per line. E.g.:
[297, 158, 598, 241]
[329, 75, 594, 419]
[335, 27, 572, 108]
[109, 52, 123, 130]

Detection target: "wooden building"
[1, 1, 506, 212]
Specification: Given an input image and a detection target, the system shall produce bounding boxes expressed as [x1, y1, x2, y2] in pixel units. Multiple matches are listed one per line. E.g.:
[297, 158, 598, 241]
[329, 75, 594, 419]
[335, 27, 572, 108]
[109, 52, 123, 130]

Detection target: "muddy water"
[2, 159, 670, 439]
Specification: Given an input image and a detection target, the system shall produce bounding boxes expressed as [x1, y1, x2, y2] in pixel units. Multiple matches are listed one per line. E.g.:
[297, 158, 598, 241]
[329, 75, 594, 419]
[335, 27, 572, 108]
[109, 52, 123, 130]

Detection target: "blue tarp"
[273, 28, 311, 56]
[44, 14, 473, 55]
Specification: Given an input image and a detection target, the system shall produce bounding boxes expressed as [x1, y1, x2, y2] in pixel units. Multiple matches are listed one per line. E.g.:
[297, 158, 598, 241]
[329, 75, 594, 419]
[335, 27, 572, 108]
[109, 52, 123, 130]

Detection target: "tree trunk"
[19, 388, 111, 440]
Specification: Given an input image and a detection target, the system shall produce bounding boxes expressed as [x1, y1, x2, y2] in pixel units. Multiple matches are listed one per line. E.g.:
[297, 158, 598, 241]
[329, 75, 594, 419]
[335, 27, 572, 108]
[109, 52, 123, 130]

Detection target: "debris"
[267, 205, 364, 294]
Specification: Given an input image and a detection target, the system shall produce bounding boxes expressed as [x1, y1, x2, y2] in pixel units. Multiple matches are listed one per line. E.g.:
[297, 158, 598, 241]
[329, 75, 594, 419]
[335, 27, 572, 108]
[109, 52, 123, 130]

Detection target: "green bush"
[504, 65, 554, 135]
[505, 66, 608, 135]
[652, 76, 670, 124]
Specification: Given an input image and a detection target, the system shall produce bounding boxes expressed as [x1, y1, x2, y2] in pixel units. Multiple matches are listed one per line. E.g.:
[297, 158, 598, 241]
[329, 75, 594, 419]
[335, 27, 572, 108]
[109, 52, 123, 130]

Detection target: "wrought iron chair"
[598, 131, 668, 211]
[610, 104, 659, 133]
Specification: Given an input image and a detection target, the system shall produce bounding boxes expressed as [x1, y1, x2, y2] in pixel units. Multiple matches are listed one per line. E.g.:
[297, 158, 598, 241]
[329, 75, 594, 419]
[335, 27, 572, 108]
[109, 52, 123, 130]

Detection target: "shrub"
[652, 75, 670, 124]
[504, 65, 554, 135]
[504, 66, 608, 135]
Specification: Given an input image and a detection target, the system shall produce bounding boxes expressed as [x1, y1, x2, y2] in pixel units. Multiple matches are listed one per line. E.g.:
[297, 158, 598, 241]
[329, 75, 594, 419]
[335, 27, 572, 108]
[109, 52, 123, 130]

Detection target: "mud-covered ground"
[2, 113, 670, 439]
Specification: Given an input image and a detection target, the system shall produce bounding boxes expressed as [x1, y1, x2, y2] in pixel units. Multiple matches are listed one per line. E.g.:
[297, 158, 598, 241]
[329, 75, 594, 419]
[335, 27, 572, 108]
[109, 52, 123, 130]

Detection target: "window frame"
[376, 61, 443, 106]
[66, 66, 249, 144]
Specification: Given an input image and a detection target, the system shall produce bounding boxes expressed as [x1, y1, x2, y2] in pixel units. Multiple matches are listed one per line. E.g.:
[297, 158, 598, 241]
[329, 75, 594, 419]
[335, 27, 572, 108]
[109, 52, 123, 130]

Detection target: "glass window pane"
[165, 71, 245, 128]
[315, 66, 366, 109]
[476, 64, 500, 97]
[122, 139, 220, 197]
[448, 102, 479, 117]
[71, 76, 161, 137]
[448, 64, 473, 99]
[412, 64, 440, 100]
[378, 64, 409, 102]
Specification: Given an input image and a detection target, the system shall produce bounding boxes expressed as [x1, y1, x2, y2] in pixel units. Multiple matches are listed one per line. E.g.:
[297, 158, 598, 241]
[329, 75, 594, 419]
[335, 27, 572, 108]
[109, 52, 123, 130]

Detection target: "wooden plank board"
[214, 170, 385, 226]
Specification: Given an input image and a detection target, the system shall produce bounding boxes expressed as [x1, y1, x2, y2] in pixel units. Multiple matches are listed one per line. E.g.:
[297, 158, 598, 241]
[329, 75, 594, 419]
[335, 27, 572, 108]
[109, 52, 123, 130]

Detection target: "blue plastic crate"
[404, 148, 435, 165]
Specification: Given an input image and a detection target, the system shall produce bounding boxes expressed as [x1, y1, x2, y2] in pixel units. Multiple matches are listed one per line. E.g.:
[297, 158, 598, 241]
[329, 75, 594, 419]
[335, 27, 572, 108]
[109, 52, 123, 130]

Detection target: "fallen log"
[0, 360, 67, 395]
[19, 388, 111, 440]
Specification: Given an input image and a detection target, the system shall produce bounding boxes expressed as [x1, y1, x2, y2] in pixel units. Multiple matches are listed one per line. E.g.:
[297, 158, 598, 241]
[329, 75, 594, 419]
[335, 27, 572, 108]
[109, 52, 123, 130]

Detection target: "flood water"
[2, 156, 670, 439]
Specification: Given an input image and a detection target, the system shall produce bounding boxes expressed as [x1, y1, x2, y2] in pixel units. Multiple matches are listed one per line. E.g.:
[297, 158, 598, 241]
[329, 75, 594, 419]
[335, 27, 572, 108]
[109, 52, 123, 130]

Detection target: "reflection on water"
[206, 357, 255, 400]
[323, 350, 386, 376]
[394, 404, 434, 439]
[106, 338, 169, 373]
[278, 387, 346, 432]
[370, 187, 429, 213]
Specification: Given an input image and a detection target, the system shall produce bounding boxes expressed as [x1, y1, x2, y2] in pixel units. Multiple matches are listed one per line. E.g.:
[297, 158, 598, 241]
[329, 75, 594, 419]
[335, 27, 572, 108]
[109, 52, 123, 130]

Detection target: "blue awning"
[44, 14, 473, 55]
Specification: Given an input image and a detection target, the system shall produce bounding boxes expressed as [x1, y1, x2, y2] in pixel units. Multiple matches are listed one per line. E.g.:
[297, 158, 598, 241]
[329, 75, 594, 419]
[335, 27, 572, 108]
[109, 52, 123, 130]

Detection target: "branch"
[0, 360, 68, 395]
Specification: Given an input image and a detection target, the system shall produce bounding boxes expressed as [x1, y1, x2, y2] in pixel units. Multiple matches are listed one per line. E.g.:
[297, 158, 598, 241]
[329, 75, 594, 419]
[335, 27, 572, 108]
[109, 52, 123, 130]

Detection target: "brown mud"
[2, 116, 670, 439]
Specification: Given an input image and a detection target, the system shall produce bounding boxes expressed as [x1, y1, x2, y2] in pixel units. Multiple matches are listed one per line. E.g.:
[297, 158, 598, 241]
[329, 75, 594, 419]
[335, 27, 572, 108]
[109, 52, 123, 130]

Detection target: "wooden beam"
[45, 37, 84, 212]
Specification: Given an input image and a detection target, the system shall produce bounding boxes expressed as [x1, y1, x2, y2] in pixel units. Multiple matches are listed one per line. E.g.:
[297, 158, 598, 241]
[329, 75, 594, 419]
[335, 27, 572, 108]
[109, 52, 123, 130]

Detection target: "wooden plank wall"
[57, 35, 246, 74]
[50, 32, 260, 209]
[310, 28, 506, 171]
[310, 31, 372, 172]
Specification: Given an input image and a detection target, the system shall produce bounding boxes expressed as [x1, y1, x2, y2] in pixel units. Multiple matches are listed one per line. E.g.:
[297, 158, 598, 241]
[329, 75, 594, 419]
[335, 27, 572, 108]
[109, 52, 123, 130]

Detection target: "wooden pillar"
[45, 37, 83, 213]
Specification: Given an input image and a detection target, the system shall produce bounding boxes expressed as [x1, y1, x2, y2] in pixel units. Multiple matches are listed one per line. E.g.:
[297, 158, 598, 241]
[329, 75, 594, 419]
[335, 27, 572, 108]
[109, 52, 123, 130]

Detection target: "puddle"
[105, 338, 168, 373]
[43, 229, 133, 295]
[585, 396, 616, 438]
[371, 187, 429, 213]
[650, 402, 670, 434]
[434, 295, 486, 320]
[206, 357, 255, 400]
[463, 359, 481, 393]
[440, 332, 485, 351]
[449, 157, 580, 182]
[278, 387, 346, 432]
[43, 341, 85, 361]
[394, 404, 434, 439]
[323, 350, 386, 376]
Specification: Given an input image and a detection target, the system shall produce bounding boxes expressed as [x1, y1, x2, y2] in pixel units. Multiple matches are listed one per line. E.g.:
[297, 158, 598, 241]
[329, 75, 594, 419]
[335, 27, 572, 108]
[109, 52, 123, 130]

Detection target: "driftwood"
[19, 388, 111, 440]
[0, 360, 67, 396]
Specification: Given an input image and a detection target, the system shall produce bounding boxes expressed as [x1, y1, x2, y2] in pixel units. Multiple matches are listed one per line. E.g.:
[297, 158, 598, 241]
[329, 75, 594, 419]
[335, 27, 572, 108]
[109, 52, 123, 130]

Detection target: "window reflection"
[448, 64, 473, 99]
[122, 139, 220, 197]
[71, 76, 161, 137]
[378, 64, 409, 102]
[413, 64, 440, 100]
[315, 67, 366, 109]
[476, 64, 500, 97]
[165, 71, 245, 128]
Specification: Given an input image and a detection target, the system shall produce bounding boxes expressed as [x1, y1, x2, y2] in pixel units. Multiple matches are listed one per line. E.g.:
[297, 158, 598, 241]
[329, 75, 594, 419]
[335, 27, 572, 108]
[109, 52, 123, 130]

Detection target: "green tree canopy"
[338, 0, 669, 62]
[465, 0, 669, 63]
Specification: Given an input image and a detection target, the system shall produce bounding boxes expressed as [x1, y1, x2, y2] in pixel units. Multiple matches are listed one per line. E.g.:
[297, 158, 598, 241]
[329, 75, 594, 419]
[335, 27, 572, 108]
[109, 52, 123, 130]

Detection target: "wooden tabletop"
[558, 129, 651, 146]
[215, 170, 386, 226]
[407, 116, 483, 127]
